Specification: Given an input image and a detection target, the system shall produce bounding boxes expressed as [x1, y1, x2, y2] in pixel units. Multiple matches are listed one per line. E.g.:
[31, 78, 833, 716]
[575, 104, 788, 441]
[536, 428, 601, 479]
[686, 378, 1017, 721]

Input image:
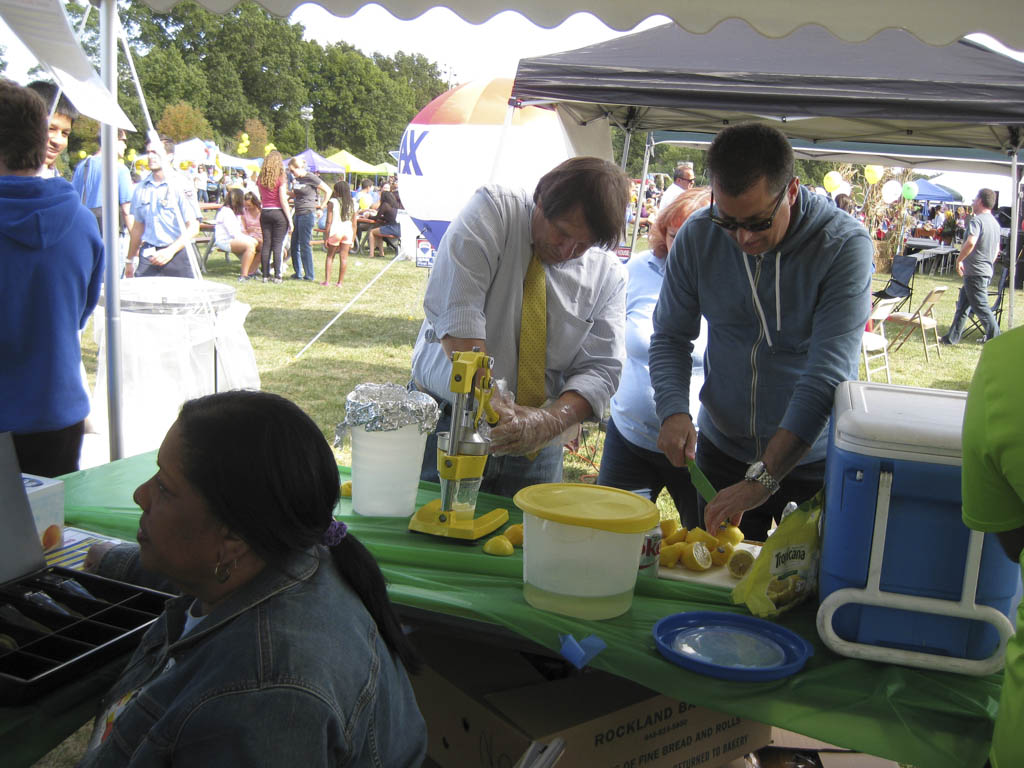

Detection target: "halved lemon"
[680, 541, 712, 571]
[728, 549, 756, 579]
[716, 524, 744, 547]
[710, 542, 734, 567]
[664, 527, 689, 546]
[660, 516, 681, 540]
[483, 535, 514, 556]
[685, 527, 719, 548]
[660, 541, 686, 568]
[503, 523, 524, 547]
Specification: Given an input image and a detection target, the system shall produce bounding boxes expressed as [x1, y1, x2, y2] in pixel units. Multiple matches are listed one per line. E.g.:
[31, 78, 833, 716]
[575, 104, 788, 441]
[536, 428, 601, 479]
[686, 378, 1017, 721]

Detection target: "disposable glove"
[487, 388, 578, 457]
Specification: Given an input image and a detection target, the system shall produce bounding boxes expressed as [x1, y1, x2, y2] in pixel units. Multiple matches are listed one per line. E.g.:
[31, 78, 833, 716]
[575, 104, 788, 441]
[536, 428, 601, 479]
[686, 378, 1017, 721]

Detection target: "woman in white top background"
[214, 188, 259, 281]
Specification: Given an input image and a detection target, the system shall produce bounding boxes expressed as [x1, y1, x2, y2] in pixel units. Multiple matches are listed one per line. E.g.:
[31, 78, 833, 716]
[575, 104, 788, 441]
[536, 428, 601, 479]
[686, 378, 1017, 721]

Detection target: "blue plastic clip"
[558, 633, 607, 669]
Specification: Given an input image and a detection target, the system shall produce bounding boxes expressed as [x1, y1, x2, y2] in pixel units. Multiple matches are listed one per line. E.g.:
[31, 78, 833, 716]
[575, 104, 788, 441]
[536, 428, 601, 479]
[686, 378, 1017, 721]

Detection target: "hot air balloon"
[397, 78, 576, 249]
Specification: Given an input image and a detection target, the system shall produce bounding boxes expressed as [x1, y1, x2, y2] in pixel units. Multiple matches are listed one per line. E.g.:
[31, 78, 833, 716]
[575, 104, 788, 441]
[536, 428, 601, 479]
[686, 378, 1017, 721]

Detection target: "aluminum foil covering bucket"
[338, 383, 439, 517]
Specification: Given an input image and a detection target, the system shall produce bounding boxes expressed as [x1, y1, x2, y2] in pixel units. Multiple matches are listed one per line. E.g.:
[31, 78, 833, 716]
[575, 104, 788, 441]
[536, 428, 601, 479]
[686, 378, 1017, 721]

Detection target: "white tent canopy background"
[2, 0, 1023, 461]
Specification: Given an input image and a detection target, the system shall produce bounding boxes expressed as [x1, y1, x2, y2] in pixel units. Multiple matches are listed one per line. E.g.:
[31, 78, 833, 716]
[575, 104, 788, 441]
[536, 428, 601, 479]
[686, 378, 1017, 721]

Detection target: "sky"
[0, 6, 668, 85]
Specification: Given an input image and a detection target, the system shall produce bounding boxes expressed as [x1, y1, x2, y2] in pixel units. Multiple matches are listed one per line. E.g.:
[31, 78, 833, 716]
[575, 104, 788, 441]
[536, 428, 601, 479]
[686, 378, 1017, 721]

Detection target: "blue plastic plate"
[652, 611, 813, 682]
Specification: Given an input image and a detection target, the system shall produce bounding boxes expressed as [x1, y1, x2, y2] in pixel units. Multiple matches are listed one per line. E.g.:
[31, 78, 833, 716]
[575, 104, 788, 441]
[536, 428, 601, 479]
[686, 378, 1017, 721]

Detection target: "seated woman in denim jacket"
[80, 391, 426, 767]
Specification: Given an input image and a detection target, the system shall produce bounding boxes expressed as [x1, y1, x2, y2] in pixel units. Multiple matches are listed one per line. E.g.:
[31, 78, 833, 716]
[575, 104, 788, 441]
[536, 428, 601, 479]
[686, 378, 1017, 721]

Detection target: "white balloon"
[881, 179, 903, 204]
[835, 180, 852, 197]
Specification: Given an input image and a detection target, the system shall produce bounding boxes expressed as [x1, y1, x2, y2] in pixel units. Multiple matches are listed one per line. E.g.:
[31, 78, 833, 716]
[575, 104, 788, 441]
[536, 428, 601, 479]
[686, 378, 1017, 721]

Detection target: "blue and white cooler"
[817, 381, 1020, 675]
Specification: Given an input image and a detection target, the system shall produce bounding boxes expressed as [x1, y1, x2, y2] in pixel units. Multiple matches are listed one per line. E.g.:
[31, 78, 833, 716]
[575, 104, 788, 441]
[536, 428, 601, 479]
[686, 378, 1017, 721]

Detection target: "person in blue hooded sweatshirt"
[0, 79, 104, 477]
[650, 123, 873, 541]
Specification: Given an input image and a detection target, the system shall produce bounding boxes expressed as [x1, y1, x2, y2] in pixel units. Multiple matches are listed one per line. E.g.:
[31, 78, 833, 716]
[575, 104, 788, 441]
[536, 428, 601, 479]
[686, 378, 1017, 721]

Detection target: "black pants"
[695, 435, 825, 541]
[14, 421, 85, 477]
[136, 243, 194, 278]
[260, 209, 289, 278]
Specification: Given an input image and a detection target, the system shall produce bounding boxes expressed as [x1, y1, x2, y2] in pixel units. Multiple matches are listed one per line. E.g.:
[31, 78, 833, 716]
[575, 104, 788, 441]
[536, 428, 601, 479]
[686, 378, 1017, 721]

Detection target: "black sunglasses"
[710, 181, 792, 233]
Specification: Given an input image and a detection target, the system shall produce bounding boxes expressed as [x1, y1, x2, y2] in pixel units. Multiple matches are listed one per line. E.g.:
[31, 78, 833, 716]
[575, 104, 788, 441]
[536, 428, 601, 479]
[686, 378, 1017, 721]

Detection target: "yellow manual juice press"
[408, 349, 508, 540]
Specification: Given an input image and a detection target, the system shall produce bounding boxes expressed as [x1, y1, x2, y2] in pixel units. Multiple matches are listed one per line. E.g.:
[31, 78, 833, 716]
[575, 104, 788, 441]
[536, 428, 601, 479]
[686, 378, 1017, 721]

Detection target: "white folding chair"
[887, 286, 948, 362]
[862, 298, 900, 382]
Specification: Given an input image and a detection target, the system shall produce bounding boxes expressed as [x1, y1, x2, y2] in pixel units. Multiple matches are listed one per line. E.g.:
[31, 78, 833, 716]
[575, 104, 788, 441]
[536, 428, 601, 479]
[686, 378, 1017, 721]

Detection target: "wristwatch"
[744, 460, 780, 495]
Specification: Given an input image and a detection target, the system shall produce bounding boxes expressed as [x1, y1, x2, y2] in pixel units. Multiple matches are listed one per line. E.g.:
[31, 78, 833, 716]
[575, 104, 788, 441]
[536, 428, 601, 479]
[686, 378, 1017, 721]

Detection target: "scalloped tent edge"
[127, 1, 1024, 51]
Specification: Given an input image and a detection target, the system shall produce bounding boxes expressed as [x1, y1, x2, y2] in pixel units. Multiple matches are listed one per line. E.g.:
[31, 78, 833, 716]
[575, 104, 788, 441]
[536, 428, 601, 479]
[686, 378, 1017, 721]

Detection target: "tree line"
[39, 1, 448, 165]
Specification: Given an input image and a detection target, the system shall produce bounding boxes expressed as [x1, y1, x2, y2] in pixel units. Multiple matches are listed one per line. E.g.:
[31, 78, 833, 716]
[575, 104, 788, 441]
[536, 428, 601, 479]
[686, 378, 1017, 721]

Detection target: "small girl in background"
[242, 192, 263, 262]
[322, 180, 357, 287]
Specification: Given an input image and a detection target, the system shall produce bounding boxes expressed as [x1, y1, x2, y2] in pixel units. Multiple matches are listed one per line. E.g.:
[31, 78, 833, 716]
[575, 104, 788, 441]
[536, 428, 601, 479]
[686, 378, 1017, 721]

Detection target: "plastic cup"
[350, 423, 428, 516]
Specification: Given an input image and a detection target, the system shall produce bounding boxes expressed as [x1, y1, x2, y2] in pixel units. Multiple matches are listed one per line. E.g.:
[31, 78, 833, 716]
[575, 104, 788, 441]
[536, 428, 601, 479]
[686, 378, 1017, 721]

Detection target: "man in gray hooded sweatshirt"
[650, 123, 873, 540]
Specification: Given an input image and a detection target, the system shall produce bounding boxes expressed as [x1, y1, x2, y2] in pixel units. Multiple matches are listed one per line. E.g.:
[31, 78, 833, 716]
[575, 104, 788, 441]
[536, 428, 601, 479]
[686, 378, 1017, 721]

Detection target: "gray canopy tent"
[512, 20, 1024, 325]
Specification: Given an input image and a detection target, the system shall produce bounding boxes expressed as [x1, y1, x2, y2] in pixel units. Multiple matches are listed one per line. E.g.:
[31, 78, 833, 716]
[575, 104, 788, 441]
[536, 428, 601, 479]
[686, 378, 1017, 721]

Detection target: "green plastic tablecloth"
[44, 452, 1000, 768]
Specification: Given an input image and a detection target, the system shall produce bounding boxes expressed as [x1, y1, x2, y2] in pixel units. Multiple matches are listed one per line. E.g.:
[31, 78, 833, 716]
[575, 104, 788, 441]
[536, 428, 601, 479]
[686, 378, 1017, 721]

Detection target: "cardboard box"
[22, 474, 64, 551]
[766, 727, 900, 767]
[412, 634, 769, 768]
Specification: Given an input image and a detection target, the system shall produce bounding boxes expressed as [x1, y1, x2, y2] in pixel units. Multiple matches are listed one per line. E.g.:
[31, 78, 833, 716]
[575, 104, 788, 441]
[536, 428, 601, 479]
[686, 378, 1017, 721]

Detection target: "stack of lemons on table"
[658, 518, 753, 578]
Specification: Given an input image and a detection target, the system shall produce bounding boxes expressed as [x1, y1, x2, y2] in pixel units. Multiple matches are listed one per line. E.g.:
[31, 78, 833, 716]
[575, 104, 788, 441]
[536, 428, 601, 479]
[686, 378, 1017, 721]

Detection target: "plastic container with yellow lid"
[513, 484, 658, 620]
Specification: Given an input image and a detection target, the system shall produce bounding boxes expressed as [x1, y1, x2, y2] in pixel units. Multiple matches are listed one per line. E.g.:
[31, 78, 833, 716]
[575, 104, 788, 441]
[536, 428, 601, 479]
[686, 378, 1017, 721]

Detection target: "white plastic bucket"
[350, 423, 427, 517]
[515, 484, 657, 620]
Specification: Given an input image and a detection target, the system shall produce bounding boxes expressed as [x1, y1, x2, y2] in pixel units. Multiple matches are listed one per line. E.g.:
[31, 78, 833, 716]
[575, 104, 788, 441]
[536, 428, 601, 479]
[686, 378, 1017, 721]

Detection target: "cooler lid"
[833, 381, 966, 463]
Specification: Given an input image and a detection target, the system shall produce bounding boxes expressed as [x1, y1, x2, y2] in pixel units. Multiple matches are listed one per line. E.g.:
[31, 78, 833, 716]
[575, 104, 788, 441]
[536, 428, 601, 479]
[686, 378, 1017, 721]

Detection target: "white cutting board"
[657, 541, 762, 589]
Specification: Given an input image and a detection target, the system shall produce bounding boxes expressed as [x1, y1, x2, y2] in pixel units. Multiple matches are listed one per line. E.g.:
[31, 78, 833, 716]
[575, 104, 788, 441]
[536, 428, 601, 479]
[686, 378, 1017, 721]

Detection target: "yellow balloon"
[864, 165, 883, 185]
[823, 171, 843, 194]
[78, 150, 87, 159]
[127, 149, 136, 160]
[240, 133, 249, 142]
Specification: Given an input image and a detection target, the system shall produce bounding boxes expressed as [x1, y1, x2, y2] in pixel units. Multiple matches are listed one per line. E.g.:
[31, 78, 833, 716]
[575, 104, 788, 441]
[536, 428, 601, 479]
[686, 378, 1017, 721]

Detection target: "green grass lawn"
[81, 252, 1024, 521]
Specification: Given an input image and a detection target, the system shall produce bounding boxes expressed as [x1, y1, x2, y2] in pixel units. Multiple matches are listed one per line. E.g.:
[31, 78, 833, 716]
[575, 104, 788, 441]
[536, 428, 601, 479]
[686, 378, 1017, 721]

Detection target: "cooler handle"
[816, 471, 1015, 676]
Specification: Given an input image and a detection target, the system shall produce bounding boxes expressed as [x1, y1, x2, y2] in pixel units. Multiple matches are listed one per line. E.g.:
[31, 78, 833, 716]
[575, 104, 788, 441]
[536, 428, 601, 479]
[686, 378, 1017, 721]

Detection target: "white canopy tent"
[1, 0, 1022, 460]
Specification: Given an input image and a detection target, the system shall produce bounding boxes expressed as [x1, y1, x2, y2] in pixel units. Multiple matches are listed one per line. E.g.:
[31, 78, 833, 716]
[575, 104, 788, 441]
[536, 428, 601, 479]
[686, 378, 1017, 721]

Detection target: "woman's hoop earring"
[213, 559, 235, 584]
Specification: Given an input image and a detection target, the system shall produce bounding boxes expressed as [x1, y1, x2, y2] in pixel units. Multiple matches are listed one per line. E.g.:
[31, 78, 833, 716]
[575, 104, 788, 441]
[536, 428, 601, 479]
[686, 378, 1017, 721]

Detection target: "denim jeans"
[418, 400, 563, 499]
[596, 416, 701, 528]
[291, 211, 315, 280]
[695, 435, 825, 541]
[946, 274, 999, 343]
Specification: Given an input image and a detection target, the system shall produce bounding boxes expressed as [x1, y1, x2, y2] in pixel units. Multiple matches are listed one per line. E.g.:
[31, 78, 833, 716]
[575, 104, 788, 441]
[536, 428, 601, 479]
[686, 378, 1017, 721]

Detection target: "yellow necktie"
[517, 252, 547, 408]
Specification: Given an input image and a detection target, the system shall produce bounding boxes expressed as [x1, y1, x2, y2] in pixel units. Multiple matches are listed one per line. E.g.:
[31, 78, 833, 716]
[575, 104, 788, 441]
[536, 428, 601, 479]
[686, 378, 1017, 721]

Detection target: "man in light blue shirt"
[126, 136, 201, 278]
[71, 128, 134, 239]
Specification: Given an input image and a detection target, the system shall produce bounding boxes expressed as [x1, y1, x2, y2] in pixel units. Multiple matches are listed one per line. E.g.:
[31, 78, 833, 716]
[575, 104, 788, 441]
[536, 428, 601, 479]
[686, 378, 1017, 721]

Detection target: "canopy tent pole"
[99, 0, 124, 461]
[489, 99, 519, 183]
[619, 130, 631, 170]
[1010, 143, 1019, 329]
[628, 131, 654, 255]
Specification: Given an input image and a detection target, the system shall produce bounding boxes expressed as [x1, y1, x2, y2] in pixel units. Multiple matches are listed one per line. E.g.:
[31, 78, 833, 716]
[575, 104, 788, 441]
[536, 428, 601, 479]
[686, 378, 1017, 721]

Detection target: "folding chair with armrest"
[862, 297, 901, 383]
[886, 285, 948, 362]
[872, 253, 917, 313]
